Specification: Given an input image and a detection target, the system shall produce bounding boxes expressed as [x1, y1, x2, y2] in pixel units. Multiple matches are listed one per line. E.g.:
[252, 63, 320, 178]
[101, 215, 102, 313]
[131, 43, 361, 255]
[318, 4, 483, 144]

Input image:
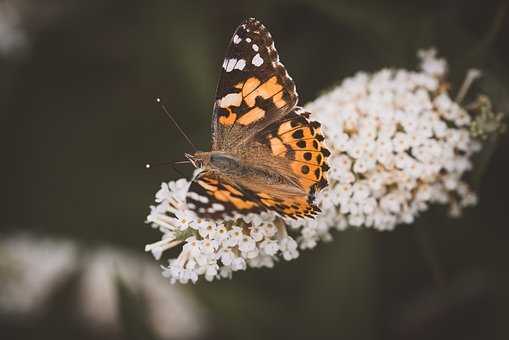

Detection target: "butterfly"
[185, 18, 330, 220]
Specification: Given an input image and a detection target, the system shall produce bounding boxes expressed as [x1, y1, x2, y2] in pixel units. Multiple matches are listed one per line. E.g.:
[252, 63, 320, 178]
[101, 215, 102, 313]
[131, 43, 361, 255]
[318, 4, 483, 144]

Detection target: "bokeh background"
[2, 0, 509, 339]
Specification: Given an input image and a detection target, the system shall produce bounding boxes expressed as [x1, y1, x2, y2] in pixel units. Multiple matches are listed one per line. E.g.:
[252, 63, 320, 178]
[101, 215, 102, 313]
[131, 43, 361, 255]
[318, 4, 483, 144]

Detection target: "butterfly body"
[193, 151, 297, 186]
[185, 18, 330, 220]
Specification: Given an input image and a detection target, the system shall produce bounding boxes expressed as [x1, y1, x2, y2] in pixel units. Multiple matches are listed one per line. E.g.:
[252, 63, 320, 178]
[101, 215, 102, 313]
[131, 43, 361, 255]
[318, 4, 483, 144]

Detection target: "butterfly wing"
[249, 107, 331, 218]
[212, 18, 298, 150]
[186, 170, 266, 219]
[258, 107, 330, 192]
[187, 19, 330, 220]
[187, 107, 331, 220]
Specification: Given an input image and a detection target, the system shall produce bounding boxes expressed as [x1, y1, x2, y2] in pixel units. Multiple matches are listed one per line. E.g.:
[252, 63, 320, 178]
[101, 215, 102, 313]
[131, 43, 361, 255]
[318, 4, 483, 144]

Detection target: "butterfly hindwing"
[257, 106, 330, 206]
[186, 171, 266, 219]
[253, 190, 321, 219]
[212, 18, 298, 150]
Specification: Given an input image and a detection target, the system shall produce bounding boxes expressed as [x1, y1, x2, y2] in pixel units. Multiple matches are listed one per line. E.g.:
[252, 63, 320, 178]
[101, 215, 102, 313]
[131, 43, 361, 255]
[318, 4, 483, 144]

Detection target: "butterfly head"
[186, 151, 243, 174]
[185, 152, 207, 169]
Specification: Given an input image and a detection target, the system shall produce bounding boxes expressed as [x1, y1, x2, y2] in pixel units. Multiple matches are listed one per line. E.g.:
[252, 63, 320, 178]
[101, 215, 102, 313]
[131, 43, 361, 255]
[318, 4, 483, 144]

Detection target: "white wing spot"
[222, 59, 228, 70]
[246, 37, 252, 43]
[252, 44, 259, 52]
[252, 53, 264, 67]
[212, 203, 225, 211]
[226, 58, 237, 72]
[219, 92, 242, 108]
[233, 34, 241, 44]
[188, 192, 209, 204]
[235, 59, 246, 70]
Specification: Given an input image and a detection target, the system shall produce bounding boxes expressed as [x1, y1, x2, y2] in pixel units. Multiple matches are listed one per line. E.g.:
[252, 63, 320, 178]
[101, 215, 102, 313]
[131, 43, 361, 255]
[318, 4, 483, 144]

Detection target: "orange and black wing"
[186, 171, 266, 219]
[212, 18, 298, 150]
[187, 107, 330, 220]
[253, 107, 331, 219]
[188, 19, 329, 220]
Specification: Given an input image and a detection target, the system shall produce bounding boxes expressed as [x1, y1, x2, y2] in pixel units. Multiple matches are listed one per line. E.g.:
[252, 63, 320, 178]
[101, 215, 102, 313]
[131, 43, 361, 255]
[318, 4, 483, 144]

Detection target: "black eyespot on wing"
[316, 154, 322, 164]
[297, 140, 306, 148]
[292, 129, 304, 139]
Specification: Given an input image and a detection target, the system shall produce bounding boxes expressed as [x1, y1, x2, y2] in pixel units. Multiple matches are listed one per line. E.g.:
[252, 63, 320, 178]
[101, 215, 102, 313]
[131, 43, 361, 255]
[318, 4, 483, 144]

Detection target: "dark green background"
[2, 0, 509, 339]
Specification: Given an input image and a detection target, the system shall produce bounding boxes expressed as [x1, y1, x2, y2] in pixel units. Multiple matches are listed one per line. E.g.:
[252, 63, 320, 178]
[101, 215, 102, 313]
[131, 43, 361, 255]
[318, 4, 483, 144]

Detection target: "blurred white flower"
[146, 49, 484, 283]
[0, 233, 207, 339]
[0, 234, 77, 314]
[0, 3, 27, 56]
[79, 248, 207, 339]
[0, 1, 88, 58]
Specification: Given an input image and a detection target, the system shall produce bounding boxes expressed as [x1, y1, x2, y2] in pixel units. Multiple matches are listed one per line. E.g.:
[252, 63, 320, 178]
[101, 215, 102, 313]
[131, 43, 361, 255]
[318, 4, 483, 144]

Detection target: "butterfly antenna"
[145, 160, 174, 169]
[145, 160, 190, 178]
[155, 97, 197, 152]
[145, 160, 191, 168]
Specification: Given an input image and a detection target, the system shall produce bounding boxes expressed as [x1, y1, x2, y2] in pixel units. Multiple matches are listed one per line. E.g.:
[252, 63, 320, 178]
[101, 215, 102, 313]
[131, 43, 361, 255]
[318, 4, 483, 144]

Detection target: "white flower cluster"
[146, 176, 303, 283]
[146, 49, 483, 283]
[298, 49, 481, 231]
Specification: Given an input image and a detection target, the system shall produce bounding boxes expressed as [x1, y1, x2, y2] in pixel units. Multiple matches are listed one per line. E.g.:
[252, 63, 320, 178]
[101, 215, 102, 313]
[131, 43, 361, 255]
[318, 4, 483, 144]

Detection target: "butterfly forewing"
[212, 18, 298, 150]
[185, 18, 330, 220]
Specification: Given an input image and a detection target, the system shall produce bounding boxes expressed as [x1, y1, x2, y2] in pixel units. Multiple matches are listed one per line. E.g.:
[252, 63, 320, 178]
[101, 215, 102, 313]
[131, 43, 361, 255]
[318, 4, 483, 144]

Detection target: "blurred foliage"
[2, 0, 509, 339]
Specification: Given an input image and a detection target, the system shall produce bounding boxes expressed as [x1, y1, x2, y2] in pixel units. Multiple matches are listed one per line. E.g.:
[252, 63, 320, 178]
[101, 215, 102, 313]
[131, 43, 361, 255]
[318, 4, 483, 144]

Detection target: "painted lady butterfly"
[185, 18, 330, 220]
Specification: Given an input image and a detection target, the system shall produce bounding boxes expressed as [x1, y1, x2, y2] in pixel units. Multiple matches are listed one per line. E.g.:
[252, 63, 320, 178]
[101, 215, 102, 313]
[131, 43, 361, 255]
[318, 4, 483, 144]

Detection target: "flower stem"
[455, 69, 482, 104]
